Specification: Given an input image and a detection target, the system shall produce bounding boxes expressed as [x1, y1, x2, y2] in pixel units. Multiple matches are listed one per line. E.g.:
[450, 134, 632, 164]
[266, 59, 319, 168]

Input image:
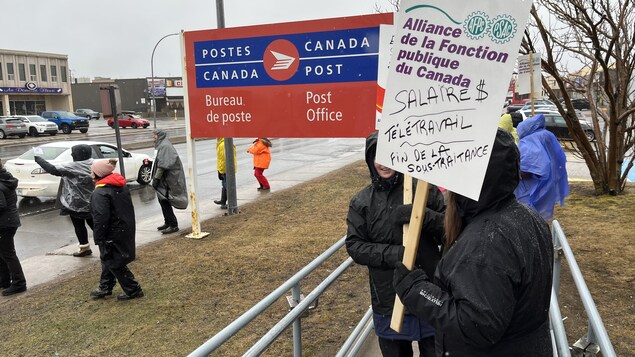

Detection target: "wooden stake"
[390, 179, 429, 332]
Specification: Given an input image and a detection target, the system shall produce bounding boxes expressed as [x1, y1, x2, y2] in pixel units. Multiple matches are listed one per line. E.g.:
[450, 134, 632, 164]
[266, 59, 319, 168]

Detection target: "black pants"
[0, 227, 26, 288]
[159, 198, 178, 228]
[378, 336, 435, 357]
[70, 215, 94, 245]
[98, 259, 142, 296]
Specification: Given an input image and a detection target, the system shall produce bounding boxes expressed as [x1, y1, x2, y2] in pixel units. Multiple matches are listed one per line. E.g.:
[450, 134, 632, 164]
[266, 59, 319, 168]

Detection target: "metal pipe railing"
[336, 307, 374, 357]
[551, 220, 616, 357]
[188, 236, 347, 357]
[243, 258, 354, 356]
[549, 289, 571, 357]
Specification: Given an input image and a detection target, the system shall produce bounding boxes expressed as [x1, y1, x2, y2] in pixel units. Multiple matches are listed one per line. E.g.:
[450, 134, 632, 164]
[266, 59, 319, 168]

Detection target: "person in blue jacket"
[514, 113, 569, 220]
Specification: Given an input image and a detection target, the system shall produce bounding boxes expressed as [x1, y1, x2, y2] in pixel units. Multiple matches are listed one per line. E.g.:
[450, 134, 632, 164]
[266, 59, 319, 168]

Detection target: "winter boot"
[73, 244, 92, 257]
[214, 189, 227, 206]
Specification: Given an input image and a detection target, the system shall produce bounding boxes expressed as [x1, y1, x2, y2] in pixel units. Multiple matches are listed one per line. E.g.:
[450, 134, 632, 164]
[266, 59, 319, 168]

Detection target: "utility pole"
[216, 0, 239, 215]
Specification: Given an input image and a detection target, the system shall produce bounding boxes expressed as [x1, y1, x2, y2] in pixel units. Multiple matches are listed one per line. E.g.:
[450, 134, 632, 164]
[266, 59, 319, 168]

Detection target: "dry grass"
[0, 163, 632, 356]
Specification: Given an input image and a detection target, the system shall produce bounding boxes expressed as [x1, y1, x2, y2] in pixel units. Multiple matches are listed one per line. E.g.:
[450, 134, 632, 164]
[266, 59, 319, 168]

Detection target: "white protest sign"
[517, 52, 542, 97]
[377, 0, 532, 200]
[376, 24, 395, 129]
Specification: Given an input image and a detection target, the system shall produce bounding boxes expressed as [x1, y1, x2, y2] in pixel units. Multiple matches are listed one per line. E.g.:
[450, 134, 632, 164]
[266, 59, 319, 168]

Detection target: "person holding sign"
[393, 130, 553, 356]
[514, 113, 569, 220]
[346, 132, 445, 357]
[214, 138, 236, 209]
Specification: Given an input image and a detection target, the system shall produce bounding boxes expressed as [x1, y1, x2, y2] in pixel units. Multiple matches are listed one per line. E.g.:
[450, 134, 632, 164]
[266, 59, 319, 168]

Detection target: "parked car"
[0, 117, 28, 139]
[41, 111, 90, 134]
[520, 99, 557, 111]
[107, 113, 151, 129]
[561, 98, 591, 110]
[74, 108, 101, 120]
[519, 109, 595, 141]
[3, 141, 153, 197]
[10, 115, 58, 137]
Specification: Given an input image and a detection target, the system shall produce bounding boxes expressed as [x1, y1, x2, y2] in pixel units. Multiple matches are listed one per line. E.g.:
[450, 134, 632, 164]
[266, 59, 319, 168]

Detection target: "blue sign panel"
[0, 87, 63, 93]
[193, 27, 380, 88]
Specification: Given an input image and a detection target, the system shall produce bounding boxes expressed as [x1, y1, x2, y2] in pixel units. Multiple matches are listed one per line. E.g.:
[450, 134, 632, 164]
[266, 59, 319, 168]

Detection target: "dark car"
[520, 109, 595, 141]
[74, 108, 101, 120]
[569, 98, 591, 110]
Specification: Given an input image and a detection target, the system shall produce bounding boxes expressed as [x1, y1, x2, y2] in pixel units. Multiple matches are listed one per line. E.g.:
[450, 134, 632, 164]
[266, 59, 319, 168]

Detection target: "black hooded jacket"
[346, 132, 446, 315]
[0, 168, 20, 229]
[394, 130, 554, 356]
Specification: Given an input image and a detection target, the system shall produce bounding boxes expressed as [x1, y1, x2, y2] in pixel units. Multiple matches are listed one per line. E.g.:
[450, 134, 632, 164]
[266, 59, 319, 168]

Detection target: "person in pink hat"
[89, 159, 144, 301]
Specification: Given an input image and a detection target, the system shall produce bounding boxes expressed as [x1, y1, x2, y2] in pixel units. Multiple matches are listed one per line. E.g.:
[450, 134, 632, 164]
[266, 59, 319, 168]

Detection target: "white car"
[4, 141, 153, 197]
[10, 115, 58, 137]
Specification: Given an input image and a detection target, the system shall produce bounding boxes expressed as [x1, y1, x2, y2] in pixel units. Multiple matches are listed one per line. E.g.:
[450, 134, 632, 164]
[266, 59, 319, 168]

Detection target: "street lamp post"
[151, 33, 179, 129]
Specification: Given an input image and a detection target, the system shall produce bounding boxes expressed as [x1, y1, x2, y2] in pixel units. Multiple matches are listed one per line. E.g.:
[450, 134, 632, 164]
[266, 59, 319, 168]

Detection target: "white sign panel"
[376, 24, 395, 129]
[517, 53, 542, 97]
[377, 0, 532, 200]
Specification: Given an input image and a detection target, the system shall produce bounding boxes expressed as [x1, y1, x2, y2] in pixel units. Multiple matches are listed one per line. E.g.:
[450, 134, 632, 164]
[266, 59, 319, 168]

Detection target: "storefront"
[0, 49, 73, 116]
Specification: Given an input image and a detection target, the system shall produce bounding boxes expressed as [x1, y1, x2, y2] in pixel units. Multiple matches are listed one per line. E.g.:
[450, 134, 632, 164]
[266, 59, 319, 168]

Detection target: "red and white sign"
[183, 13, 393, 138]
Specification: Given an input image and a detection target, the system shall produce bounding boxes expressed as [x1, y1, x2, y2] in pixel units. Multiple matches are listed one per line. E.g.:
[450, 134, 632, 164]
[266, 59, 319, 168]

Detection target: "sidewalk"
[17, 142, 365, 289]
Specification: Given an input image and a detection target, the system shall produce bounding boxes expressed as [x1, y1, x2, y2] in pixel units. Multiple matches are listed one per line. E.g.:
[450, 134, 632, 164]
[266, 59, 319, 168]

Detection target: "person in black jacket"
[89, 159, 144, 301]
[0, 160, 27, 296]
[346, 132, 445, 357]
[393, 129, 554, 356]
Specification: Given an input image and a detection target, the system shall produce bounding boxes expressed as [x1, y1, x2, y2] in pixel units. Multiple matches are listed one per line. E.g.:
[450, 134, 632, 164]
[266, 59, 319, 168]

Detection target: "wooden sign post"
[390, 179, 429, 332]
[375, 0, 532, 333]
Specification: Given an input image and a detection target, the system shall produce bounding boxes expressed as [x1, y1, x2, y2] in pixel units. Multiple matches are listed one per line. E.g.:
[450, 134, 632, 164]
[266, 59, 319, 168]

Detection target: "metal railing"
[190, 221, 617, 357]
[188, 236, 352, 357]
[550, 220, 616, 357]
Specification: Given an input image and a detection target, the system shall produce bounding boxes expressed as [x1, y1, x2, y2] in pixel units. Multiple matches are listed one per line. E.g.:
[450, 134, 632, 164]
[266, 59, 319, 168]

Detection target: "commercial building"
[0, 49, 73, 116]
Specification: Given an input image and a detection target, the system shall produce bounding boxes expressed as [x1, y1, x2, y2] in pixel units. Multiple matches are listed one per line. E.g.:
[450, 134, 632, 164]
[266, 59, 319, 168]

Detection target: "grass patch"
[0, 163, 632, 355]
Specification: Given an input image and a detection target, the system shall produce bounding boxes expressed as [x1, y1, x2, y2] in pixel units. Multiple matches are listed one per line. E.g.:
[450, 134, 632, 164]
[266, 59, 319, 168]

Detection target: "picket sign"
[390, 179, 430, 332]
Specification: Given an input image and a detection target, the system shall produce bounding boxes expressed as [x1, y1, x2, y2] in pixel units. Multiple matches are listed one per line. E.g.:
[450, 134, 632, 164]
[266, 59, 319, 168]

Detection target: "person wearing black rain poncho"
[0, 159, 27, 296]
[345, 131, 446, 357]
[393, 129, 554, 356]
[151, 129, 188, 234]
[34, 144, 95, 257]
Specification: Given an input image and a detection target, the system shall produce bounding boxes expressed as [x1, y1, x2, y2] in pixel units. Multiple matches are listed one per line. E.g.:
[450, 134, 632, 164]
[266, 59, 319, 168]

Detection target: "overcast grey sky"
[1, 0, 390, 80]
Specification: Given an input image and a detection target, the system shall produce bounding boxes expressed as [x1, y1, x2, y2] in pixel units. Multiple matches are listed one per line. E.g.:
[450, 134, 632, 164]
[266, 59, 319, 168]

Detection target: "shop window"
[7, 63, 15, 80]
[29, 64, 37, 81]
[40, 65, 47, 82]
[18, 63, 26, 81]
[61, 65, 67, 82]
[50, 65, 57, 82]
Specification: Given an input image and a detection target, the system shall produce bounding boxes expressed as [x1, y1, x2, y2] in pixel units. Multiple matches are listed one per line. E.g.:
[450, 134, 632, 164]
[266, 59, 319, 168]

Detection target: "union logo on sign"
[263, 39, 299, 81]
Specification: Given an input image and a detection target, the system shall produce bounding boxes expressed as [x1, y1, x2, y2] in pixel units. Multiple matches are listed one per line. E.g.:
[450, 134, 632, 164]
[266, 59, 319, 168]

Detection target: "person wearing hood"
[152, 129, 188, 234]
[89, 159, 144, 301]
[514, 113, 569, 220]
[345, 131, 445, 357]
[214, 138, 237, 209]
[393, 129, 554, 356]
[34, 144, 95, 257]
[0, 160, 27, 296]
[246, 138, 272, 191]
[498, 113, 519, 143]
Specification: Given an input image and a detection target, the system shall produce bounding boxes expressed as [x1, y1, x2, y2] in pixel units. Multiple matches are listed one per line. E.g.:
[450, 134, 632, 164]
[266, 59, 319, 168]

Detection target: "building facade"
[0, 49, 73, 116]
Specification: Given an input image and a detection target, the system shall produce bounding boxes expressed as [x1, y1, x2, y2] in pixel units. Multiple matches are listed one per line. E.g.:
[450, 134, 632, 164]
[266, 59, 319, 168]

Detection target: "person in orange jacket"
[247, 138, 272, 191]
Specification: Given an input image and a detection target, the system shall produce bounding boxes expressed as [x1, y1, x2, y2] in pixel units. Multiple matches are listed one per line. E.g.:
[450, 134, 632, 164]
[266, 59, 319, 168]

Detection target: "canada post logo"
[192, 27, 381, 88]
[263, 39, 299, 81]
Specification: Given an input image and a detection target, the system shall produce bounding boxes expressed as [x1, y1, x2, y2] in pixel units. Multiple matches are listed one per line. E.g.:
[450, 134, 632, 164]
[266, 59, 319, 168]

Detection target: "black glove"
[152, 179, 160, 190]
[393, 262, 430, 296]
[390, 204, 413, 226]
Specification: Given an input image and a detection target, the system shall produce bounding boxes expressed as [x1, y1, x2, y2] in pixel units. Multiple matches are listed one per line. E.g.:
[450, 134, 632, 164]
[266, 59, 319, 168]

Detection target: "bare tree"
[524, 0, 635, 194]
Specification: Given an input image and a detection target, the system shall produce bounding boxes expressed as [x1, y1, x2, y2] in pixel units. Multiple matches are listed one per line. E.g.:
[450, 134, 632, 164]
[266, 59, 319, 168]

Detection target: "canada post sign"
[184, 13, 392, 138]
